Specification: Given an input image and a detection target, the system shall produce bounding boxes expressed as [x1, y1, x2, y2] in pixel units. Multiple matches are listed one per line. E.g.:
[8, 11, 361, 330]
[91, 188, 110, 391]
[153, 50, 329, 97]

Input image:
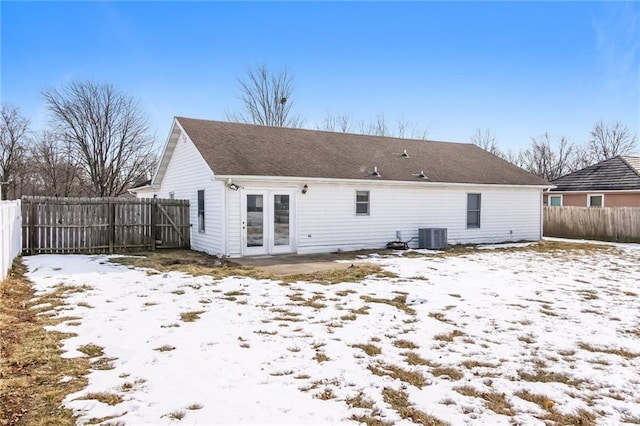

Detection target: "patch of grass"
[0, 260, 91, 425]
[340, 313, 357, 321]
[393, 339, 419, 349]
[402, 351, 438, 367]
[578, 342, 639, 359]
[621, 415, 640, 424]
[314, 351, 330, 363]
[186, 403, 203, 410]
[360, 294, 416, 315]
[460, 359, 499, 369]
[254, 329, 278, 335]
[224, 290, 247, 297]
[346, 391, 376, 409]
[171, 289, 185, 295]
[77, 301, 94, 308]
[544, 409, 598, 425]
[283, 263, 397, 285]
[454, 386, 514, 416]
[351, 305, 371, 315]
[368, 363, 427, 388]
[350, 414, 392, 426]
[269, 370, 295, 376]
[439, 398, 456, 406]
[352, 343, 382, 357]
[78, 392, 123, 406]
[514, 390, 553, 410]
[315, 388, 336, 400]
[431, 366, 464, 381]
[166, 410, 186, 420]
[78, 343, 104, 358]
[91, 357, 118, 370]
[518, 369, 583, 386]
[180, 310, 205, 322]
[428, 311, 451, 323]
[448, 293, 462, 298]
[143, 301, 158, 306]
[154, 345, 176, 352]
[382, 388, 448, 425]
[336, 289, 357, 297]
[161, 322, 181, 328]
[518, 334, 536, 344]
[433, 329, 464, 341]
[294, 374, 311, 380]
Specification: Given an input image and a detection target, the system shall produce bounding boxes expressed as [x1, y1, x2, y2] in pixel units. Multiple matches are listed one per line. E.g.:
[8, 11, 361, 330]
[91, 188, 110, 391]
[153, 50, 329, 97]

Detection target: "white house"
[131, 117, 551, 257]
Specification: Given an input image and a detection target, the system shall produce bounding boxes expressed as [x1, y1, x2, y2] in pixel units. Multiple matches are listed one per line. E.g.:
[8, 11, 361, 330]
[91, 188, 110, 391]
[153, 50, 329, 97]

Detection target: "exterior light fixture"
[227, 183, 239, 191]
[302, 184, 308, 194]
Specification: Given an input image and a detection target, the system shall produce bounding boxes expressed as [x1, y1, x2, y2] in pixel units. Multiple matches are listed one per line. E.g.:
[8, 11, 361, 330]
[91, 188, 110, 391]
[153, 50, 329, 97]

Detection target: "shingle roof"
[550, 156, 640, 191]
[174, 117, 550, 186]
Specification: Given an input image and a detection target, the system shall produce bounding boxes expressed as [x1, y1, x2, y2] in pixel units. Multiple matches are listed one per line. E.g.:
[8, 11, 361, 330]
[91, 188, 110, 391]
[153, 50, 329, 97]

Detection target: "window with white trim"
[356, 191, 370, 215]
[548, 195, 562, 206]
[467, 193, 481, 228]
[588, 194, 603, 207]
[197, 190, 205, 232]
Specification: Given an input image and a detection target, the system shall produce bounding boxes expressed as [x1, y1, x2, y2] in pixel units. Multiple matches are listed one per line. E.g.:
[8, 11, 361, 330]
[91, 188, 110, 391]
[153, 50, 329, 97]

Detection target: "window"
[467, 193, 481, 228]
[588, 194, 603, 207]
[169, 192, 175, 200]
[548, 195, 562, 206]
[197, 190, 205, 232]
[356, 191, 370, 215]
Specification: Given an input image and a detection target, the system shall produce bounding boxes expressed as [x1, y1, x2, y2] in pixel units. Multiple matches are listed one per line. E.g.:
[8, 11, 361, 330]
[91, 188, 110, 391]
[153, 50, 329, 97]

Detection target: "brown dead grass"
[368, 363, 427, 388]
[578, 342, 640, 359]
[110, 250, 396, 284]
[180, 310, 205, 322]
[454, 386, 515, 416]
[382, 388, 448, 425]
[360, 294, 416, 315]
[0, 259, 90, 426]
[352, 343, 382, 357]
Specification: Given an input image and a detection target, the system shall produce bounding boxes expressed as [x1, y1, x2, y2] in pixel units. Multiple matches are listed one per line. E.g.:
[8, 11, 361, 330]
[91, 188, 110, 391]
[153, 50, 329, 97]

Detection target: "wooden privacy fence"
[544, 206, 640, 243]
[22, 196, 190, 254]
[1, 200, 22, 281]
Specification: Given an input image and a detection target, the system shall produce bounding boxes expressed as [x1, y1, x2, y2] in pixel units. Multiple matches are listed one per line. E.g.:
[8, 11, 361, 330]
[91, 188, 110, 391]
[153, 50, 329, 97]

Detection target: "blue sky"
[1, 1, 638, 152]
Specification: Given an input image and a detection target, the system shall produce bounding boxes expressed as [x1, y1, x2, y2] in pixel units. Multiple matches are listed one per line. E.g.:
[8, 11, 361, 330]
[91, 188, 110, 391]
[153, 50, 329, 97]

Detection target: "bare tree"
[318, 111, 354, 133]
[521, 133, 577, 181]
[471, 128, 502, 157]
[31, 131, 84, 197]
[587, 120, 638, 162]
[0, 104, 30, 200]
[226, 64, 302, 127]
[43, 80, 156, 197]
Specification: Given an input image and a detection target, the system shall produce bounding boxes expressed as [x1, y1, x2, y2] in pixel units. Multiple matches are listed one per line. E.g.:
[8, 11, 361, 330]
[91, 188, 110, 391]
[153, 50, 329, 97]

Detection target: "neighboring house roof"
[156, 117, 551, 187]
[550, 156, 640, 192]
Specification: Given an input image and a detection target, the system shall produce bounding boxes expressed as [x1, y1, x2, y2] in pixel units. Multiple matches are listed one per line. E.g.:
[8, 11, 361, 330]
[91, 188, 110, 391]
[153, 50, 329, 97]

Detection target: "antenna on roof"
[371, 166, 381, 177]
[402, 149, 409, 157]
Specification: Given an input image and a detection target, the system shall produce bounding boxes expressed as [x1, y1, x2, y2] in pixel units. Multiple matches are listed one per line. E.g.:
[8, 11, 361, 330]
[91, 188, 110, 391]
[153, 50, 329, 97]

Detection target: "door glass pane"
[247, 195, 263, 247]
[273, 194, 290, 246]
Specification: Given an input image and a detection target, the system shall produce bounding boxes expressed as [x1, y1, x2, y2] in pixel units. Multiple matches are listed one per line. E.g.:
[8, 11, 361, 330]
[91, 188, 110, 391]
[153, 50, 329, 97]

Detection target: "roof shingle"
[551, 156, 640, 192]
[175, 117, 550, 186]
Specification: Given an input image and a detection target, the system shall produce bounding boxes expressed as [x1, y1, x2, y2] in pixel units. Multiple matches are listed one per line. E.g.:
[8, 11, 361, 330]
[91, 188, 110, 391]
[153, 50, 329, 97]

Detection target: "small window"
[588, 194, 603, 207]
[169, 192, 175, 200]
[467, 193, 481, 228]
[356, 191, 370, 215]
[197, 190, 205, 232]
[549, 195, 562, 207]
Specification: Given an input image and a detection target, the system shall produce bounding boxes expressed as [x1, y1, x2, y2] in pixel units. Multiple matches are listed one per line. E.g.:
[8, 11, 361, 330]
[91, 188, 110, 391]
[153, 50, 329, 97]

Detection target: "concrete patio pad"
[232, 252, 370, 275]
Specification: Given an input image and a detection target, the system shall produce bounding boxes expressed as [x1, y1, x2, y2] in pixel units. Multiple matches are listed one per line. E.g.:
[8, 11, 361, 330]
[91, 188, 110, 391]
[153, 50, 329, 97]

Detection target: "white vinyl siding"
[154, 131, 224, 255]
[222, 181, 543, 257]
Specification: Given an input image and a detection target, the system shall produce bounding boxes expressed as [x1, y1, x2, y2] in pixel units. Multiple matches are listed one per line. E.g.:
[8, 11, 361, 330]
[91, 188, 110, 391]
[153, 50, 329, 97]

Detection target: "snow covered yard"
[24, 242, 640, 425]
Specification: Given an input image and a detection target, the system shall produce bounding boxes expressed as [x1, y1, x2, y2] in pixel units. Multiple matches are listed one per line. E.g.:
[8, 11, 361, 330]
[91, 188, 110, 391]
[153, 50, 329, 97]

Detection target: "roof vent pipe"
[402, 149, 409, 157]
[371, 166, 381, 177]
[414, 171, 427, 179]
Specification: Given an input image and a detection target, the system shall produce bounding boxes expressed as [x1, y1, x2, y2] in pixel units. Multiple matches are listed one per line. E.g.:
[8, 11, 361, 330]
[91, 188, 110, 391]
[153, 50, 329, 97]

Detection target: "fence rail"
[544, 206, 640, 243]
[21, 196, 190, 254]
[1, 200, 22, 281]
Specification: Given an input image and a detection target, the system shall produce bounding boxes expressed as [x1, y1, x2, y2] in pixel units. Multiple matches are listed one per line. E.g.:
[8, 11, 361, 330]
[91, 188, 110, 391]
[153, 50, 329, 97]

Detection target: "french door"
[242, 190, 295, 256]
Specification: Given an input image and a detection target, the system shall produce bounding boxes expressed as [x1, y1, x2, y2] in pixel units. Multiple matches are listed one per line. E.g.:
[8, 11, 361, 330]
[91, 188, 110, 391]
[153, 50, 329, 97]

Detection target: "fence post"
[108, 200, 115, 254]
[150, 198, 157, 251]
[29, 199, 36, 255]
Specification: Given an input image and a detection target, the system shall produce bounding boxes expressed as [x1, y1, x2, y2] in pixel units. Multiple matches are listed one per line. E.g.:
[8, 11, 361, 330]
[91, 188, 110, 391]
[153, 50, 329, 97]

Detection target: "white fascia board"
[151, 118, 183, 186]
[216, 175, 553, 190]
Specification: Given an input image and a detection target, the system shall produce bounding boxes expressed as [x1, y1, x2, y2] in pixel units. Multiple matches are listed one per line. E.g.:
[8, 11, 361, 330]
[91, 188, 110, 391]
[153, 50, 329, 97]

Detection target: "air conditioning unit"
[418, 228, 447, 250]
